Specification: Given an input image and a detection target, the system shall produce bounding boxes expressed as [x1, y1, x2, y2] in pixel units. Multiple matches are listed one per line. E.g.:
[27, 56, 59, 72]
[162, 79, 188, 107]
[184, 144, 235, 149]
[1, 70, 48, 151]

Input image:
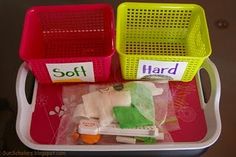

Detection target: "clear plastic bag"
[56, 81, 179, 144]
[55, 84, 89, 144]
[155, 82, 180, 132]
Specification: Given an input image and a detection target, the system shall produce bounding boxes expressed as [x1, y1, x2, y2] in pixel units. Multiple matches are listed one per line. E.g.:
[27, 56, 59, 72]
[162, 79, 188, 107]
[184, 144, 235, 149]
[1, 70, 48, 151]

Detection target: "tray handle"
[197, 58, 221, 109]
[16, 62, 37, 144]
[16, 62, 37, 110]
[196, 59, 222, 146]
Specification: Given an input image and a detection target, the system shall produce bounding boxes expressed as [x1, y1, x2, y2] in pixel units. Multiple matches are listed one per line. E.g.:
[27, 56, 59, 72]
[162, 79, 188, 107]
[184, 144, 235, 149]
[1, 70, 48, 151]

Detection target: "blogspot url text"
[0, 151, 66, 156]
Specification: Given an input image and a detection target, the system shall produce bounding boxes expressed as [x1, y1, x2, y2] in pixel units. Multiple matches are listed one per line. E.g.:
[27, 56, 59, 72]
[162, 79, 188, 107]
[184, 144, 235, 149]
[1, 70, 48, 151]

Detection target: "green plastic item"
[124, 82, 155, 123]
[136, 137, 157, 144]
[113, 106, 153, 128]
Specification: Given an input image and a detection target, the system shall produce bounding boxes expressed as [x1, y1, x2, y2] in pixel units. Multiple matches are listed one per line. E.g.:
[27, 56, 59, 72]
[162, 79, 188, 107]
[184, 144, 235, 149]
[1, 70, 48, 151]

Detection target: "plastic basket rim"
[117, 2, 205, 10]
[26, 3, 114, 13]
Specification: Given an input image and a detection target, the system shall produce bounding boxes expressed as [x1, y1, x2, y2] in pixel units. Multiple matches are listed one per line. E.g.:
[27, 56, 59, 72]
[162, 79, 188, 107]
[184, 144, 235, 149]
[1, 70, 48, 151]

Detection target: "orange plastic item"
[71, 131, 80, 143]
[80, 134, 101, 144]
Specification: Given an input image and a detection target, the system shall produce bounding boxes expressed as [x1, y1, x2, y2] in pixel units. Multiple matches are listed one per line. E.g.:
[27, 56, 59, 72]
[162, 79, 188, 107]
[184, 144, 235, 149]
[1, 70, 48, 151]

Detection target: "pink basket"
[19, 4, 115, 83]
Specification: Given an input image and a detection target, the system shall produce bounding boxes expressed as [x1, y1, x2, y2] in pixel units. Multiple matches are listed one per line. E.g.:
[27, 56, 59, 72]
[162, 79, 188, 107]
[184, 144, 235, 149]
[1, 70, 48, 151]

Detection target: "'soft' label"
[137, 60, 188, 80]
[46, 62, 95, 83]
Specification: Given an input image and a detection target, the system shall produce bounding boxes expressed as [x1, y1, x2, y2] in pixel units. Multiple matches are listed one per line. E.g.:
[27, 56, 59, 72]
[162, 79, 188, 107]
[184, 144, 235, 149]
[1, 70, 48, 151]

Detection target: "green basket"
[116, 2, 211, 82]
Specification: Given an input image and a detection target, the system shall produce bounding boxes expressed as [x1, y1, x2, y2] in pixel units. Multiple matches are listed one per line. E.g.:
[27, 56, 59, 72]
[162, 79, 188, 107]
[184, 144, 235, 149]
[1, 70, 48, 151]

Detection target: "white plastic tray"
[15, 59, 221, 151]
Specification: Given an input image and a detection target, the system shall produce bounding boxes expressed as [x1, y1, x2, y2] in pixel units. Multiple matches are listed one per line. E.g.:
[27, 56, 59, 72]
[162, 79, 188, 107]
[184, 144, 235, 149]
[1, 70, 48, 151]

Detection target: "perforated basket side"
[38, 6, 113, 58]
[116, 3, 211, 81]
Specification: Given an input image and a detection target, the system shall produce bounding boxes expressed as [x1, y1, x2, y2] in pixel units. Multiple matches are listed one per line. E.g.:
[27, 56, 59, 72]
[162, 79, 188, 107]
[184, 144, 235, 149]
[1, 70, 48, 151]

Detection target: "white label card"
[46, 62, 95, 83]
[137, 60, 188, 80]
